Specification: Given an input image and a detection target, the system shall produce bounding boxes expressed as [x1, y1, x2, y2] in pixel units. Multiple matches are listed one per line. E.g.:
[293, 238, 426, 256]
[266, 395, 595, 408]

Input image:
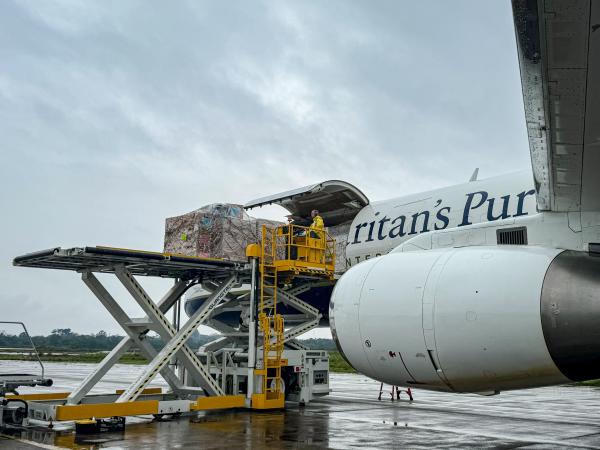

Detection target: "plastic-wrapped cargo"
[163, 203, 282, 262]
[327, 222, 351, 274]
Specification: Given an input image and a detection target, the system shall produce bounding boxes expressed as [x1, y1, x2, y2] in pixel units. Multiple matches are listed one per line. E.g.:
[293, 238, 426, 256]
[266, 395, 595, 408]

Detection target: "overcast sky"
[0, 0, 531, 337]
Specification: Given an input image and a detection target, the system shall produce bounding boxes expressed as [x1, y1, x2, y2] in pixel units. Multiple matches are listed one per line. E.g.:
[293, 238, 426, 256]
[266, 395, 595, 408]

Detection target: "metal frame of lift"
[6, 232, 335, 427]
[197, 280, 328, 356]
[8, 247, 249, 425]
[194, 278, 333, 407]
[193, 225, 335, 408]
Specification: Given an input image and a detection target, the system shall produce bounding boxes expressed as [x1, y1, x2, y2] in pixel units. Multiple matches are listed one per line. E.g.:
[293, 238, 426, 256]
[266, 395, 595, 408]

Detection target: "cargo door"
[244, 180, 369, 227]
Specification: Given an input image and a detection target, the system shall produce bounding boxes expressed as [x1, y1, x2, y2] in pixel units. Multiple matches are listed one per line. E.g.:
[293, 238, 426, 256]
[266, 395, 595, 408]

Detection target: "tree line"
[0, 328, 213, 352]
[0, 328, 336, 352]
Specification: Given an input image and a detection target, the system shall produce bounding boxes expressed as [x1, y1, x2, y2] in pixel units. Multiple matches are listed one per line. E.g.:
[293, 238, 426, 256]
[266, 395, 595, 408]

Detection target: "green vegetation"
[0, 328, 358, 372]
[0, 352, 149, 365]
[329, 351, 356, 373]
[577, 379, 600, 387]
[0, 328, 213, 353]
[0, 351, 356, 373]
[297, 338, 336, 351]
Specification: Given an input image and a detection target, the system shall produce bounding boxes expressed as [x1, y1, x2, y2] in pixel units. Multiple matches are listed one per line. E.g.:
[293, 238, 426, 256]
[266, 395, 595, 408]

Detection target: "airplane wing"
[244, 180, 369, 226]
[513, 0, 600, 212]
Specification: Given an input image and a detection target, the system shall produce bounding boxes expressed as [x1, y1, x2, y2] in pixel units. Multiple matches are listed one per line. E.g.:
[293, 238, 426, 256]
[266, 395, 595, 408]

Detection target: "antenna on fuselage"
[469, 168, 479, 182]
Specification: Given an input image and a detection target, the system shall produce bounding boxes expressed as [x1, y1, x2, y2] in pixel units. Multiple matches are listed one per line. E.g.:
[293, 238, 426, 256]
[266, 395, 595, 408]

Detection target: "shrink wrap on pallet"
[327, 222, 351, 274]
[163, 204, 282, 262]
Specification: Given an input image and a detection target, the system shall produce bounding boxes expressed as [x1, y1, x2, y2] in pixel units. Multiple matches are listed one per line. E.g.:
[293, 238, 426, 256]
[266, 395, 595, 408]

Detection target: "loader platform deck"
[13, 246, 246, 280]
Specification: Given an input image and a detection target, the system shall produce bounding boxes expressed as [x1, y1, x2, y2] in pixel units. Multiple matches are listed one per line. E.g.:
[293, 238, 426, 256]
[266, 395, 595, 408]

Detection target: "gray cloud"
[0, 0, 530, 335]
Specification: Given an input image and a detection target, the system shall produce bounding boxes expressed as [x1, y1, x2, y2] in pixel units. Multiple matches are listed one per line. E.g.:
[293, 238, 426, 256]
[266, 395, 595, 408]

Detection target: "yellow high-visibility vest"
[310, 215, 324, 230]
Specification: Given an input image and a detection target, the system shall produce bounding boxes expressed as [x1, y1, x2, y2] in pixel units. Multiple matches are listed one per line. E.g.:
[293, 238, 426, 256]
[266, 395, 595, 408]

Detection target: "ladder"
[256, 225, 285, 406]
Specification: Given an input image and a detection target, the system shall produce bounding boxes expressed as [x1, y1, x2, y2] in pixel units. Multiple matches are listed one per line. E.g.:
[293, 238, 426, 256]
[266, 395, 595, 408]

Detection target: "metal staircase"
[252, 225, 285, 408]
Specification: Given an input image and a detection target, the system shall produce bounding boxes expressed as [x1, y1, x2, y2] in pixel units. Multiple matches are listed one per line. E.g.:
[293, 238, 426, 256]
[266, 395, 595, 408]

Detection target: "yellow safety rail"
[252, 223, 335, 409]
[273, 224, 335, 278]
[259, 313, 284, 401]
[253, 224, 285, 409]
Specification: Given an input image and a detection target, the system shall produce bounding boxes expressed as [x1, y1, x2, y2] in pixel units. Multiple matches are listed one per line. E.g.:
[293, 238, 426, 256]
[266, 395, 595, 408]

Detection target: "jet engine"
[330, 246, 600, 393]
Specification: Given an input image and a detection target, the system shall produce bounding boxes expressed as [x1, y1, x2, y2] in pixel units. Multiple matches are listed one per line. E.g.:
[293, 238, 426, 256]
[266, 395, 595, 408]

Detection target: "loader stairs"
[251, 223, 335, 408]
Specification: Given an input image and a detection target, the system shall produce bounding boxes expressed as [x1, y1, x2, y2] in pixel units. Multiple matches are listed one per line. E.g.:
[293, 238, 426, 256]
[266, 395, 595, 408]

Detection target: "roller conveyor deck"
[13, 246, 247, 280]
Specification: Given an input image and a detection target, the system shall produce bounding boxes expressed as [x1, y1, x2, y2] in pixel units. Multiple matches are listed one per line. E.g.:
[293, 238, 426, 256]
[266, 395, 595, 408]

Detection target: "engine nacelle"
[330, 246, 600, 393]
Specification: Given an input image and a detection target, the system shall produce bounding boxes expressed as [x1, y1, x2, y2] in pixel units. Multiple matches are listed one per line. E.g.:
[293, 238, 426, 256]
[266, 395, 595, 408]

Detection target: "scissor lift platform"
[7, 240, 333, 427]
[9, 246, 249, 424]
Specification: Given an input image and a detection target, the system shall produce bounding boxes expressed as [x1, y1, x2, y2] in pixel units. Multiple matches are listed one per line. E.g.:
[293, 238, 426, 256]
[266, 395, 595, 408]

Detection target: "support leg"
[81, 272, 185, 394]
[70, 276, 200, 404]
[117, 276, 236, 402]
[114, 267, 228, 397]
[273, 287, 321, 345]
[67, 337, 133, 404]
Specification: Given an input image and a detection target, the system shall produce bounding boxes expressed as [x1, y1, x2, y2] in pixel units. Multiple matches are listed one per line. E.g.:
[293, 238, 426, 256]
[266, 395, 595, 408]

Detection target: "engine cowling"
[330, 246, 600, 393]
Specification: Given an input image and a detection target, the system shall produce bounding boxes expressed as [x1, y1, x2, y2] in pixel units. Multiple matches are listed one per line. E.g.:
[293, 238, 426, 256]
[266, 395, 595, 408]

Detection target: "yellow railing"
[256, 225, 284, 406]
[253, 223, 335, 409]
[259, 225, 277, 315]
[273, 224, 335, 268]
[259, 313, 284, 400]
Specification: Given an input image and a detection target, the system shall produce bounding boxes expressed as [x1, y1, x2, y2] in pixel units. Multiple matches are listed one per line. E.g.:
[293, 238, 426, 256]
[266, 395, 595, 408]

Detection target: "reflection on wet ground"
[2, 361, 600, 449]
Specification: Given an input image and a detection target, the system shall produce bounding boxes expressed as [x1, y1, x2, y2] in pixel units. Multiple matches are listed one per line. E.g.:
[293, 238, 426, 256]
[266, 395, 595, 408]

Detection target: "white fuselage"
[345, 171, 536, 266]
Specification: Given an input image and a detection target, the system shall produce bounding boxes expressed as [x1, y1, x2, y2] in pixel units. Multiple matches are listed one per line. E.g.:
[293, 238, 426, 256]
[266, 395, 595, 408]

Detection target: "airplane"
[187, 0, 600, 395]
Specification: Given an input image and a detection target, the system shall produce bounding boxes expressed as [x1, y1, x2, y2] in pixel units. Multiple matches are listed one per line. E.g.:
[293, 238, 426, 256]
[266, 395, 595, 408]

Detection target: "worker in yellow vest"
[309, 209, 324, 239]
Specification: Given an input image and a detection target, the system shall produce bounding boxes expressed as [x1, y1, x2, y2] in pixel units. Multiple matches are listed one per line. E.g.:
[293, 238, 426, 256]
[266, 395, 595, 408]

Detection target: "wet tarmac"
[2, 361, 600, 449]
